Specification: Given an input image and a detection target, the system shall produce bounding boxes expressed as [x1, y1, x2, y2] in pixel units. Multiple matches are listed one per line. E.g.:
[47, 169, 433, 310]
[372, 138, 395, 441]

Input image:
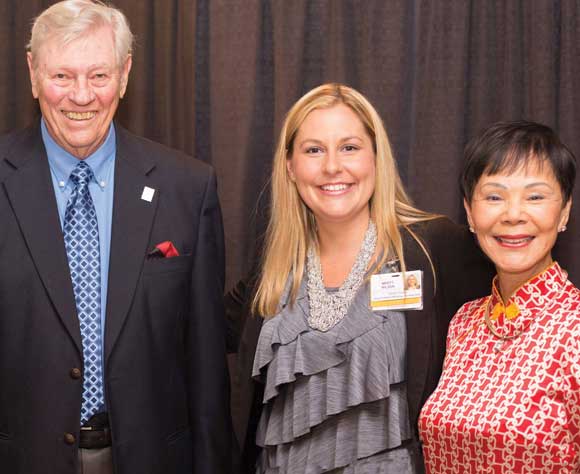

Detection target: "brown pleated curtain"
[2, 0, 579, 288]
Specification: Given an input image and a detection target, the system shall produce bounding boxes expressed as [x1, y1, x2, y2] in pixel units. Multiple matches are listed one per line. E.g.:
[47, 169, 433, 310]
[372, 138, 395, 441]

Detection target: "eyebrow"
[48, 63, 113, 71]
[297, 136, 364, 147]
[479, 181, 555, 190]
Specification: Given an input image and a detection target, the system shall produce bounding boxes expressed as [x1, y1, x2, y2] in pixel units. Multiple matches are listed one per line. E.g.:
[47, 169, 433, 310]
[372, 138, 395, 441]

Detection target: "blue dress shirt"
[42, 119, 115, 411]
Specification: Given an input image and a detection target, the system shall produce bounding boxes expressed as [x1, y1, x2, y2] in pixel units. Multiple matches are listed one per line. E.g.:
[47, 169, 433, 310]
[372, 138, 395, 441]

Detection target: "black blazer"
[0, 122, 232, 474]
[226, 217, 494, 472]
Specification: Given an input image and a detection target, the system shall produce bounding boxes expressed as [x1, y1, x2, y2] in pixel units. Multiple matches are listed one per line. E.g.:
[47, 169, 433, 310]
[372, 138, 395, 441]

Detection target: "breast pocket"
[139, 256, 193, 336]
[142, 255, 193, 275]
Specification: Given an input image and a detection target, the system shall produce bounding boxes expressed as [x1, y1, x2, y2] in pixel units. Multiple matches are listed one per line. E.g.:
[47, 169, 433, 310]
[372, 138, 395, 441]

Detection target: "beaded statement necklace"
[306, 221, 377, 332]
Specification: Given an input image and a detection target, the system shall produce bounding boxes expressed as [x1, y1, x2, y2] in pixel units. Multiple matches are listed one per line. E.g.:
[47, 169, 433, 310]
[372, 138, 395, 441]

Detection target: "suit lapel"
[2, 125, 82, 353]
[104, 126, 157, 361]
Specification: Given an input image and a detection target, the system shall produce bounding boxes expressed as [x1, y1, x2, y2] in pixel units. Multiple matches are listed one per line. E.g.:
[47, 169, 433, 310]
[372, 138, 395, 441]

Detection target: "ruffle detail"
[334, 443, 422, 474]
[253, 287, 407, 405]
[256, 397, 414, 473]
[256, 312, 407, 442]
[253, 274, 416, 473]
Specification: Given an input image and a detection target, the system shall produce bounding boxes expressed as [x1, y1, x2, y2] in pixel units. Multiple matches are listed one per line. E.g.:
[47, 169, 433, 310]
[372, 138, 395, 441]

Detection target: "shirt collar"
[486, 261, 567, 338]
[41, 118, 116, 190]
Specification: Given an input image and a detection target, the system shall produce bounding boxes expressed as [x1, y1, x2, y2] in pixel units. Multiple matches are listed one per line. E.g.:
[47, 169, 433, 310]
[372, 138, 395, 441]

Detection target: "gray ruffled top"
[252, 274, 421, 473]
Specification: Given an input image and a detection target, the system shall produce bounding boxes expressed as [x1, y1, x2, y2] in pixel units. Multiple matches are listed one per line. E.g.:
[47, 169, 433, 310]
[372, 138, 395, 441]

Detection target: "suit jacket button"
[64, 433, 76, 445]
[70, 368, 82, 379]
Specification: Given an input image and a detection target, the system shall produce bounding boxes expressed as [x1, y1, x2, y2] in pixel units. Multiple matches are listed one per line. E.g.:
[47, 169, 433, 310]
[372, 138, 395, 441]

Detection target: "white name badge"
[370, 270, 423, 311]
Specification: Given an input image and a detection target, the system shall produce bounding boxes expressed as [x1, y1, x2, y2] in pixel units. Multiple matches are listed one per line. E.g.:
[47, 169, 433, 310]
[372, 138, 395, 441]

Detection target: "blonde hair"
[253, 83, 438, 317]
[28, 0, 133, 69]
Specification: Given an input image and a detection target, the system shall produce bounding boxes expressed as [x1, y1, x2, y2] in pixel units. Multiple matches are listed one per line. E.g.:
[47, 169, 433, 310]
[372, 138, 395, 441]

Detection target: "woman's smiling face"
[465, 159, 571, 291]
[286, 104, 376, 228]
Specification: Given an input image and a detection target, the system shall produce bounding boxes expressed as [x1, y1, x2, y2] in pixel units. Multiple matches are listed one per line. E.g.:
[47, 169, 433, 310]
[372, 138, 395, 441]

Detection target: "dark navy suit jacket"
[0, 122, 232, 474]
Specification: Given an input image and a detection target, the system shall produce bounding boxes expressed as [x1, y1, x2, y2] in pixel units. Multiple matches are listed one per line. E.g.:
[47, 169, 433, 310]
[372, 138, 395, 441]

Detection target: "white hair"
[28, 0, 133, 69]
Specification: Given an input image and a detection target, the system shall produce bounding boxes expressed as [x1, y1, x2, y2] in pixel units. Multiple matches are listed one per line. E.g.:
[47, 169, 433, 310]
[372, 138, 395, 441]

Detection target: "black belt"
[79, 413, 111, 449]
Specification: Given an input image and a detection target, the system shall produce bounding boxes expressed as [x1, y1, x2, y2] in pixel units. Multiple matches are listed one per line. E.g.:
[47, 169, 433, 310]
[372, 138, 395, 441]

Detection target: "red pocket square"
[153, 241, 180, 258]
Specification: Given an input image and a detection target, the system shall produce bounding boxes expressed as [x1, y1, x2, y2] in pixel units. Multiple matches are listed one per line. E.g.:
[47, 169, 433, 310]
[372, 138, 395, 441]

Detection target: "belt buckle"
[79, 426, 111, 449]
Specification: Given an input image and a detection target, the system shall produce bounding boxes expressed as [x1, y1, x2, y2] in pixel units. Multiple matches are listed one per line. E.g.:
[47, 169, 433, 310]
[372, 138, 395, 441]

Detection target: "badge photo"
[370, 270, 423, 311]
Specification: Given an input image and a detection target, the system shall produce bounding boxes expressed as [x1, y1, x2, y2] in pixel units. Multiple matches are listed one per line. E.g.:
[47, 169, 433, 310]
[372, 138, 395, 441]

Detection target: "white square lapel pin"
[141, 186, 155, 202]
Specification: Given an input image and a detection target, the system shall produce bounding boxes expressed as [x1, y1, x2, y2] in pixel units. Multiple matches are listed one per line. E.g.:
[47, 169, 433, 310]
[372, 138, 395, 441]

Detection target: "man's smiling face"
[28, 26, 131, 159]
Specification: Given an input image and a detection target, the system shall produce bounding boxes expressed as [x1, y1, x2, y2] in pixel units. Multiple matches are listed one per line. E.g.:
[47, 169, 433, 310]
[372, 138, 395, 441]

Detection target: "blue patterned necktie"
[63, 161, 103, 424]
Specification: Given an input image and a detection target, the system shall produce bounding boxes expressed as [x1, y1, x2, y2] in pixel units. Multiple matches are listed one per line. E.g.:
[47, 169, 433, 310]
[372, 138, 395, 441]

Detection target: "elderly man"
[0, 1, 232, 473]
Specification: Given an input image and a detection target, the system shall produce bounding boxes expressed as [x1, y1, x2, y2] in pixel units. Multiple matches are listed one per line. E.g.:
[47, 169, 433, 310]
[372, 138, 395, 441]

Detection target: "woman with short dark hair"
[419, 121, 579, 473]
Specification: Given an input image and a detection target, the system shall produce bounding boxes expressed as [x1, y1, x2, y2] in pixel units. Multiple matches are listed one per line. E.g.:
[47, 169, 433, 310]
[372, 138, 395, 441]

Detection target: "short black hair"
[460, 121, 576, 204]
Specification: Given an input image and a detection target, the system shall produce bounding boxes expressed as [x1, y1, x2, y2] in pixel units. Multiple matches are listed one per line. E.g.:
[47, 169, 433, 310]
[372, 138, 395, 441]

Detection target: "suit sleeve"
[224, 270, 266, 473]
[224, 277, 251, 354]
[188, 167, 233, 474]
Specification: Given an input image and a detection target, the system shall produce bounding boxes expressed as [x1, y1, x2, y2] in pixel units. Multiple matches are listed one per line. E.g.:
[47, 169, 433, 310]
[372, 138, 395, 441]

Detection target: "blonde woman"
[228, 83, 493, 473]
